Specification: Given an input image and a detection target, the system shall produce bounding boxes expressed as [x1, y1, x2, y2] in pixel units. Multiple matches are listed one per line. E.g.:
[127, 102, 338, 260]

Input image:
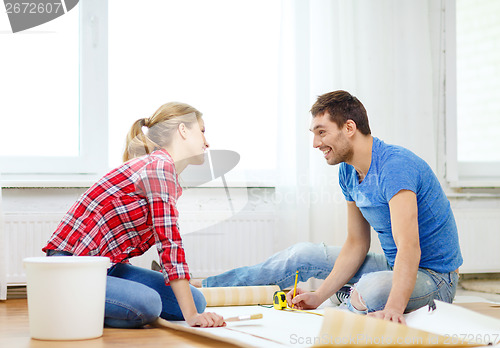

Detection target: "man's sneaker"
[335, 285, 353, 304]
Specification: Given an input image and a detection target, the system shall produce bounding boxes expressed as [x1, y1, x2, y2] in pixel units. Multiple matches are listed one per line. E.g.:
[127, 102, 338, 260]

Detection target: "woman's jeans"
[46, 250, 206, 328]
[202, 242, 458, 314]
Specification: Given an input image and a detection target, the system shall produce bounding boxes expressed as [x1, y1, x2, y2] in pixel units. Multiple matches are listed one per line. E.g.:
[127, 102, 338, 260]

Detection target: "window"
[447, 0, 500, 185]
[2, 0, 280, 186]
[0, 0, 107, 176]
[108, 0, 280, 186]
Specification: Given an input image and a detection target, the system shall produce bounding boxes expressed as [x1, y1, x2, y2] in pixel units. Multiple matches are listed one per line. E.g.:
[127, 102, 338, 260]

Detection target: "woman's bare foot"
[190, 279, 203, 288]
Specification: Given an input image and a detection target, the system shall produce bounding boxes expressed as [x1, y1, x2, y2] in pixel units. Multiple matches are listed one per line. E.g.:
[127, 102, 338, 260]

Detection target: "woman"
[43, 102, 225, 328]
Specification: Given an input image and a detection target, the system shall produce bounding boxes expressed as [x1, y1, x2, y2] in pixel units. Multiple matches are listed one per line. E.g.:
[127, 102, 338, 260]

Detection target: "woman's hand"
[169, 279, 225, 328]
[185, 312, 226, 328]
[286, 287, 323, 310]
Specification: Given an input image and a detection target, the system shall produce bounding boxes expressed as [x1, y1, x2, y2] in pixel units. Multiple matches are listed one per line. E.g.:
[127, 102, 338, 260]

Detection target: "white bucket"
[23, 256, 110, 340]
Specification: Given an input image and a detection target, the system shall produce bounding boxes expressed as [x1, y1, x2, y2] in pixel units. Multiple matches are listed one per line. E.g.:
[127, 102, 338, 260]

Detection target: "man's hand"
[185, 312, 226, 327]
[367, 307, 406, 325]
[286, 287, 323, 310]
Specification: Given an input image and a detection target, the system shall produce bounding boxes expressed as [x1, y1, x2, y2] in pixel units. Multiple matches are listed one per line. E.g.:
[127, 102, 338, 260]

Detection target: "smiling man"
[195, 90, 462, 324]
[290, 90, 463, 323]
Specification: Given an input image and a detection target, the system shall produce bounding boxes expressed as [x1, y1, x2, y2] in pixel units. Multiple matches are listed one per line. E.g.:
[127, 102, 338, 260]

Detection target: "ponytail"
[122, 102, 202, 162]
[122, 118, 162, 162]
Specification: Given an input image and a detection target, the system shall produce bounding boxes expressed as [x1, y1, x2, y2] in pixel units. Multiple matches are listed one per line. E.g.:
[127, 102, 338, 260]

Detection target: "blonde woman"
[43, 102, 225, 328]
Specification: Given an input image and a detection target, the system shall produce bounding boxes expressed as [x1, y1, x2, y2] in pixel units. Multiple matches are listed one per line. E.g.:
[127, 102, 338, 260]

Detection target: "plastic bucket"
[23, 256, 110, 340]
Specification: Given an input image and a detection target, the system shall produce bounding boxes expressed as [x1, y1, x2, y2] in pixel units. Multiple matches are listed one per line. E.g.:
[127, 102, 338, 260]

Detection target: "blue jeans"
[46, 250, 206, 328]
[202, 242, 458, 313]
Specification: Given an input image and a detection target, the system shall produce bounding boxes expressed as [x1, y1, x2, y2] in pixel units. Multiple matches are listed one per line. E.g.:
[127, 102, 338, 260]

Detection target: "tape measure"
[273, 290, 287, 310]
[272, 290, 324, 317]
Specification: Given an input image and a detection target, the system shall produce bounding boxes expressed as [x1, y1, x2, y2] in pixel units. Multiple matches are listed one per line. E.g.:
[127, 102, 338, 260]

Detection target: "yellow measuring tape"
[273, 291, 324, 317]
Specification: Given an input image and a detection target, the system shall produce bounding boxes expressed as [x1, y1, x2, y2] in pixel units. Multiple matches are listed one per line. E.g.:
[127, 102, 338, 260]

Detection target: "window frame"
[0, 0, 108, 178]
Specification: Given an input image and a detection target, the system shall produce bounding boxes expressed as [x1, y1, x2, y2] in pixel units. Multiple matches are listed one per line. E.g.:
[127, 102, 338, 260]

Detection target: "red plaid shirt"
[43, 149, 190, 283]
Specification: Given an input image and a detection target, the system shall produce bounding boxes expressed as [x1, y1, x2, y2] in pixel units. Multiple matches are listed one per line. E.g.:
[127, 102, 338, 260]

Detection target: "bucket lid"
[23, 256, 110, 267]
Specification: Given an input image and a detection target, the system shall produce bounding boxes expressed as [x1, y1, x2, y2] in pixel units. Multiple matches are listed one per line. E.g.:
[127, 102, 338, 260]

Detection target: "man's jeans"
[46, 250, 206, 328]
[202, 242, 458, 313]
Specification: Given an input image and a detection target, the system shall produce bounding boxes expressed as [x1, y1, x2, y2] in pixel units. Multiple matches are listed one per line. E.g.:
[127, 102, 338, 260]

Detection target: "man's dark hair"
[310, 90, 371, 135]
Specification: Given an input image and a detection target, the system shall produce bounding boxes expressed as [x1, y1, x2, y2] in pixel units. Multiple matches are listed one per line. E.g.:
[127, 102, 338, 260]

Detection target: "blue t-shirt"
[338, 137, 463, 273]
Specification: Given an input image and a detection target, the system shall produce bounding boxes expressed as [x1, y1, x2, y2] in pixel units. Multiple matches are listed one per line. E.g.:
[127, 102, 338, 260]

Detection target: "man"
[194, 90, 462, 324]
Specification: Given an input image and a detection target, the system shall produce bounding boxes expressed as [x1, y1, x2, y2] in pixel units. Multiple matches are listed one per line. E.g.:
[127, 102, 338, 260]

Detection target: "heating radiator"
[1, 211, 277, 289]
[132, 211, 278, 278]
[3, 213, 63, 285]
[454, 208, 500, 273]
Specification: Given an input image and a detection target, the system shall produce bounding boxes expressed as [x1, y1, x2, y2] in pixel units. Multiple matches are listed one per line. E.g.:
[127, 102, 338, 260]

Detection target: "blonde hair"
[123, 102, 202, 162]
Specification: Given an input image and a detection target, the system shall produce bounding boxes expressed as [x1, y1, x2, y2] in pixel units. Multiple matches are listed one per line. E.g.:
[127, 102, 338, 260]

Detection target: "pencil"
[224, 313, 263, 322]
[292, 270, 299, 308]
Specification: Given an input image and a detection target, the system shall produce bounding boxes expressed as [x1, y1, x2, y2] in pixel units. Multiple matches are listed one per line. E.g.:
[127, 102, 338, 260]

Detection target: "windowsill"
[448, 178, 500, 189]
[0, 174, 275, 189]
[0, 174, 101, 188]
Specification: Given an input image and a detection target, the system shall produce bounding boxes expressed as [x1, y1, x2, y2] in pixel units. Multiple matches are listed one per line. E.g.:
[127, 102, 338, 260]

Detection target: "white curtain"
[276, 0, 444, 249]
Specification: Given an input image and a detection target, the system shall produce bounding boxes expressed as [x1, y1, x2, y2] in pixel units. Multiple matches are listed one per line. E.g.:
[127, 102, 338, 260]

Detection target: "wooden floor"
[0, 299, 240, 347]
[3, 289, 500, 347]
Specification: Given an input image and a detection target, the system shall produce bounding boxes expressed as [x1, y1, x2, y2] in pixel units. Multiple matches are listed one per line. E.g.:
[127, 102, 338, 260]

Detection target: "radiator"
[454, 208, 500, 273]
[2, 211, 277, 288]
[3, 213, 63, 285]
[131, 211, 277, 278]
